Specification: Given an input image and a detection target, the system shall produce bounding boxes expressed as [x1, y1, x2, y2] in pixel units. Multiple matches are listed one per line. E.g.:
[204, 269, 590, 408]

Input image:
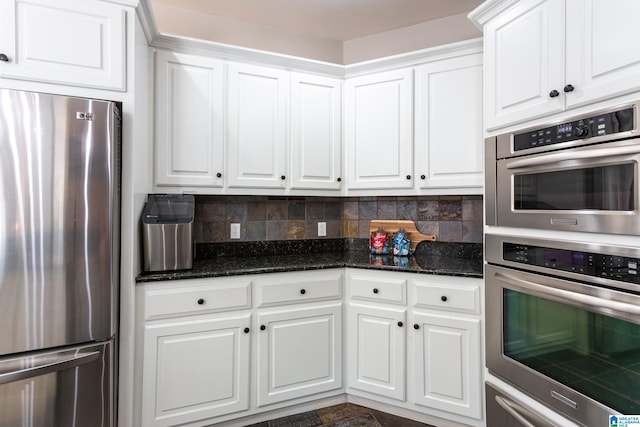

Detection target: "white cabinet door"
[415, 54, 483, 191]
[412, 312, 481, 419]
[484, 0, 565, 130]
[290, 73, 342, 190]
[141, 313, 251, 427]
[0, 0, 125, 90]
[345, 69, 414, 190]
[565, 0, 640, 109]
[256, 302, 343, 406]
[227, 63, 288, 189]
[347, 303, 406, 400]
[154, 51, 224, 187]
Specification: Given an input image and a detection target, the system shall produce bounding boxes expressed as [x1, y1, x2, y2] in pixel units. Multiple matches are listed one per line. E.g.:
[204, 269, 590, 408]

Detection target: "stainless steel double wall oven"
[484, 100, 640, 426]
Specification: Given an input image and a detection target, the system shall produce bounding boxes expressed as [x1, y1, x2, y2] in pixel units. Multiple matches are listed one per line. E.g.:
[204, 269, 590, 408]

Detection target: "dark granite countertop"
[136, 239, 483, 283]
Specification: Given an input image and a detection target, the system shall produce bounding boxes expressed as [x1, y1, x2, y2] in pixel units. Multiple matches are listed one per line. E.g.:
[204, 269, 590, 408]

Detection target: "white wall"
[343, 13, 482, 64]
[151, 2, 344, 63]
[150, 3, 481, 65]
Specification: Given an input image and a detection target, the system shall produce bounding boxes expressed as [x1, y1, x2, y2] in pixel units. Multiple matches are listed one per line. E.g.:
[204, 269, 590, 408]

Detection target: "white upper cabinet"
[415, 53, 483, 190]
[227, 63, 289, 189]
[290, 73, 342, 191]
[345, 68, 414, 190]
[0, 0, 126, 90]
[154, 51, 224, 187]
[481, 0, 640, 130]
[565, 0, 640, 109]
[483, 0, 565, 129]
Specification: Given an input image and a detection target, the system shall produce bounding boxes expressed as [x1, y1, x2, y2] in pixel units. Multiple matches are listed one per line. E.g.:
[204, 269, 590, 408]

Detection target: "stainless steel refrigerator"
[0, 89, 120, 426]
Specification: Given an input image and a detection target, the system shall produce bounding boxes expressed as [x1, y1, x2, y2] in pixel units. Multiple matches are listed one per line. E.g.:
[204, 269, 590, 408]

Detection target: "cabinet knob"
[197, 298, 205, 305]
[420, 174, 426, 180]
[216, 172, 222, 178]
[397, 321, 403, 327]
[281, 175, 286, 180]
[0, 54, 8, 62]
[564, 84, 575, 93]
[243, 327, 250, 334]
[406, 174, 411, 180]
[441, 295, 448, 302]
[373, 288, 379, 294]
[260, 325, 266, 331]
[300, 289, 306, 295]
[413, 324, 420, 330]
[549, 89, 560, 98]
[337, 177, 342, 182]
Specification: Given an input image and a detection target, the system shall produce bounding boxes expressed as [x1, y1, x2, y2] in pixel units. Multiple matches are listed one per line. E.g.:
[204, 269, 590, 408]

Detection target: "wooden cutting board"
[369, 220, 436, 253]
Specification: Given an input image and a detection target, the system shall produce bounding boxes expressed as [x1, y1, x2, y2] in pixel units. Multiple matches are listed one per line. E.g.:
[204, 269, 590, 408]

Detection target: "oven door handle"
[506, 143, 640, 170]
[494, 271, 640, 321]
[495, 395, 555, 427]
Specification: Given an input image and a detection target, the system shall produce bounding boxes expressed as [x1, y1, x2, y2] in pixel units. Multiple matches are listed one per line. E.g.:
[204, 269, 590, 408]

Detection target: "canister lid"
[142, 194, 195, 224]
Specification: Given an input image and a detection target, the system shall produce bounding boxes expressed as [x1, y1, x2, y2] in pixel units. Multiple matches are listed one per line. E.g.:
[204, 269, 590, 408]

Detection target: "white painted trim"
[468, 0, 522, 29]
[135, 0, 159, 43]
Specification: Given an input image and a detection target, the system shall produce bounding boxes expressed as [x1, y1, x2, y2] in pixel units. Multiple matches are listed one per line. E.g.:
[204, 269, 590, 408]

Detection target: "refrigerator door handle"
[0, 351, 100, 385]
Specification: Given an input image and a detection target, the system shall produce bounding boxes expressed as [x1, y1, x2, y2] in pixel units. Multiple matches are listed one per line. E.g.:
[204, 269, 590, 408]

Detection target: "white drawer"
[413, 280, 480, 314]
[255, 271, 343, 307]
[143, 277, 252, 321]
[348, 273, 407, 305]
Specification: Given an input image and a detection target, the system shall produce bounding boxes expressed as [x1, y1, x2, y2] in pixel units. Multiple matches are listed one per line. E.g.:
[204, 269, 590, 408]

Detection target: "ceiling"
[149, 0, 484, 41]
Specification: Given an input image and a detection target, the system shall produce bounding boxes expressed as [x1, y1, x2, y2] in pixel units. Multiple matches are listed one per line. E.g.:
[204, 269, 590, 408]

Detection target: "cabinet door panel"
[345, 69, 414, 190]
[154, 51, 224, 187]
[142, 314, 251, 427]
[347, 303, 406, 400]
[484, 0, 564, 129]
[257, 303, 342, 406]
[227, 63, 288, 188]
[415, 54, 483, 190]
[0, 0, 125, 90]
[290, 73, 342, 190]
[413, 312, 481, 419]
[566, 0, 640, 108]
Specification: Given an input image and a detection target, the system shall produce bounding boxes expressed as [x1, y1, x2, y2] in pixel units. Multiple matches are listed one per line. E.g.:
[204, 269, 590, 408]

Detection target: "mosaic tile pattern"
[192, 195, 483, 244]
[242, 403, 437, 427]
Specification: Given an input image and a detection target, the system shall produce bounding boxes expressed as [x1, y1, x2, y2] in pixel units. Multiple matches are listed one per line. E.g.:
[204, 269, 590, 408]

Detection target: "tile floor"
[243, 403, 437, 427]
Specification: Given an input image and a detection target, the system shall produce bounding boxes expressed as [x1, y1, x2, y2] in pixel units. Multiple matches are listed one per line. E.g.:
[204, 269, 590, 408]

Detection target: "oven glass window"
[513, 163, 634, 211]
[503, 289, 640, 414]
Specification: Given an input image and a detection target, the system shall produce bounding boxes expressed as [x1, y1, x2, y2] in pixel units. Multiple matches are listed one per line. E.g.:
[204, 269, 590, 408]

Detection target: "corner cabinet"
[0, 0, 126, 90]
[479, 0, 640, 130]
[154, 50, 225, 187]
[344, 68, 415, 190]
[414, 53, 483, 190]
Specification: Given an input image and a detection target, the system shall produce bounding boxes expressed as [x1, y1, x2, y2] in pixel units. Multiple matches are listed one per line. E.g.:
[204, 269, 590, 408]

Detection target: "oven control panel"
[503, 243, 640, 284]
[513, 107, 634, 152]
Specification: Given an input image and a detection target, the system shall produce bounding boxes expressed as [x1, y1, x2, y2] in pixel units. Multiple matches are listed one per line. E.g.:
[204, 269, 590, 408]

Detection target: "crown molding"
[468, 0, 522, 29]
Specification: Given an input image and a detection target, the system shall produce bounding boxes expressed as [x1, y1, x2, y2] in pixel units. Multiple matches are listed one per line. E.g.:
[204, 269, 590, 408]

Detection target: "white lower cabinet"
[256, 302, 343, 406]
[347, 303, 406, 400]
[141, 313, 251, 427]
[138, 269, 483, 426]
[412, 312, 481, 418]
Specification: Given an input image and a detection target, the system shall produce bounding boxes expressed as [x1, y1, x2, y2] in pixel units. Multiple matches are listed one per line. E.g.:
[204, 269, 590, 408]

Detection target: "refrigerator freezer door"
[0, 89, 119, 355]
[0, 341, 114, 427]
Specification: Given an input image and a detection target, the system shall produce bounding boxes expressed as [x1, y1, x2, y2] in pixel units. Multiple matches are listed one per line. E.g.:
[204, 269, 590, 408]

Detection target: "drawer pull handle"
[397, 321, 403, 327]
[441, 296, 448, 302]
[413, 324, 420, 330]
[260, 325, 266, 331]
[243, 327, 250, 334]
[216, 172, 222, 178]
[197, 298, 205, 305]
[373, 288, 379, 294]
[300, 289, 306, 295]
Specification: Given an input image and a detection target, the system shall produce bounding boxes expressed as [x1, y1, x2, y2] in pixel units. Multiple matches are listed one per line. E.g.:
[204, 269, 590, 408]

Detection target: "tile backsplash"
[193, 195, 483, 244]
